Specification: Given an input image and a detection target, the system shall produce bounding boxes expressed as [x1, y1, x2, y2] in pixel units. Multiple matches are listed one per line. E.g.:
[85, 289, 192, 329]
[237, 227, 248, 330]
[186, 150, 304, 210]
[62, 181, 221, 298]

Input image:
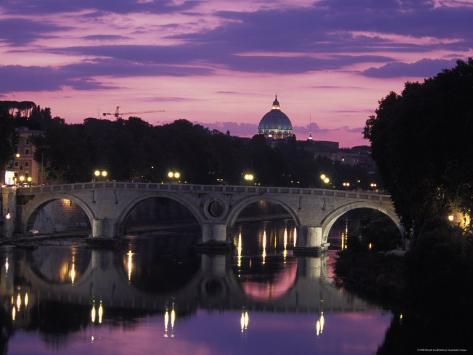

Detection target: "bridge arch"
[226, 195, 301, 228]
[320, 201, 403, 243]
[117, 193, 205, 236]
[23, 193, 96, 235]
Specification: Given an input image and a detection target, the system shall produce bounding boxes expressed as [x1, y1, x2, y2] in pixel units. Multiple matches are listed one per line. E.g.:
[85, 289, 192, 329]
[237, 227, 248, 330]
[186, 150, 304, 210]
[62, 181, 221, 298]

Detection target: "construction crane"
[102, 106, 165, 119]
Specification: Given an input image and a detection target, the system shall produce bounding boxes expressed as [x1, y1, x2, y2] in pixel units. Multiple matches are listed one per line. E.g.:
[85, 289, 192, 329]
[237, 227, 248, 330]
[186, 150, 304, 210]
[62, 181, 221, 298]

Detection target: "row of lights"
[11, 291, 29, 321]
[94, 170, 109, 178]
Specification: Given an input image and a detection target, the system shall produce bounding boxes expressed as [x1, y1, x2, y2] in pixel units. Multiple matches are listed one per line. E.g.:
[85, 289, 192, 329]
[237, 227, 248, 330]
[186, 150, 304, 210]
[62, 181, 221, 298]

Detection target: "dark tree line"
[33, 116, 373, 187]
[1, 99, 376, 188]
[364, 58, 473, 235]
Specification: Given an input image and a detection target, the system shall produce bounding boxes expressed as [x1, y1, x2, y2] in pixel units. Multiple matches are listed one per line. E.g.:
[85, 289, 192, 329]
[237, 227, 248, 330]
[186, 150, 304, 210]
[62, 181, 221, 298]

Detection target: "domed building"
[258, 96, 295, 140]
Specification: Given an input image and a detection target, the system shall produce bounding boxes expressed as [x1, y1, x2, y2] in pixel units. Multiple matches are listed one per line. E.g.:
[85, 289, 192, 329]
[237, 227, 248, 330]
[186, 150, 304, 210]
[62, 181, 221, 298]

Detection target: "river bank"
[333, 220, 473, 353]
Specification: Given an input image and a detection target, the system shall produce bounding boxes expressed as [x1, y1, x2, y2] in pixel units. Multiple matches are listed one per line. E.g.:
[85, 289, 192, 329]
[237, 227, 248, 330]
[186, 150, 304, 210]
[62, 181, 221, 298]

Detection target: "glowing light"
[448, 214, 454, 222]
[399, 313, 403, 320]
[24, 293, 29, 307]
[170, 307, 176, 335]
[16, 294, 21, 310]
[15, 153, 20, 158]
[283, 228, 288, 249]
[262, 230, 267, 265]
[19, 175, 25, 182]
[126, 250, 134, 281]
[237, 233, 242, 268]
[91, 302, 96, 323]
[4, 257, 9, 272]
[316, 312, 325, 336]
[342, 182, 350, 187]
[94, 170, 101, 177]
[27, 176, 32, 183]
[320, 174, 326, 180]
[98, 301, 103, 324]
[293, 227, 297, 248]
[323, 177, 330, 184]
[11, 307, 16, 321]
[240, 311, 249, 332]
[70, 260, 76, 284]
[101, 170, 108, 178]
[167, 171, 181, 180]
[164, 304, 175, 337]
[243, 173, 255, 182]
[368, 243, 372, 250]
[164, 309, 169, 337]
[283, 228, 288, 262]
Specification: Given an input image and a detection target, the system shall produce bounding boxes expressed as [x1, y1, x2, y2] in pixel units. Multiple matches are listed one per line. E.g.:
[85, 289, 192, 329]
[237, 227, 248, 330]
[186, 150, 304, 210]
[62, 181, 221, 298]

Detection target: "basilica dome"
[258, 96, 295, 139]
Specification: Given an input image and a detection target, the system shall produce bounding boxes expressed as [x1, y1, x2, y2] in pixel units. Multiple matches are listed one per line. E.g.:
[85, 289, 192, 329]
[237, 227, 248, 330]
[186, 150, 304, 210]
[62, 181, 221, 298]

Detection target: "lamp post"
[320, 174, 330, 186]
[243, 172, 255, 184]
[167, 170, 181, 182]
[93, 169, 109, 181]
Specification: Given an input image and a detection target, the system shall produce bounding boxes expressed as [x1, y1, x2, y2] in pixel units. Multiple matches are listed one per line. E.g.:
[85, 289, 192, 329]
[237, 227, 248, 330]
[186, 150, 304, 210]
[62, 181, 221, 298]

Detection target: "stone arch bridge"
[2, 182, 401, 252]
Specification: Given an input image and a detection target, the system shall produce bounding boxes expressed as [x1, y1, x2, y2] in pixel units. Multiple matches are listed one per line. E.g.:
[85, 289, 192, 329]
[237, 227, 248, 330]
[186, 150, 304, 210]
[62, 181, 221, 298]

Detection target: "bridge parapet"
[17, 182, 391, 202]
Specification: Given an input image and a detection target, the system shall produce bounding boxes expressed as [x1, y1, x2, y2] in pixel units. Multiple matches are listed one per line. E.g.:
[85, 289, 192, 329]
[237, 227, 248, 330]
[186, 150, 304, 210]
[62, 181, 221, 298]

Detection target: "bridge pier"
[197, 223, 231, 252]
[91, 218, 117, 238]
[201, 254, 227, 277]
[202, 223, 227, 243]
[1, 187, 16, 238]
[294, 225, 327, 255]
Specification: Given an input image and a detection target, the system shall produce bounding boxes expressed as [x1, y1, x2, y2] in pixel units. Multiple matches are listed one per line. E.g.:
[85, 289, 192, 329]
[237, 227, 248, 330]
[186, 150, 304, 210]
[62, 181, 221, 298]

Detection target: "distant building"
[258, 96, 295, 140]
[4, 127, 43, 185]
[254, 97, 375, 171]
[302, 140, 340, 157]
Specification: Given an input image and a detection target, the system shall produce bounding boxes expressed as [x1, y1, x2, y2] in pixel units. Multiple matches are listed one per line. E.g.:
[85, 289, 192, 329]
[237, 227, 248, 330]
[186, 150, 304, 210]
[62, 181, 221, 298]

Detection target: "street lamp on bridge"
[93, 169, 109, 181]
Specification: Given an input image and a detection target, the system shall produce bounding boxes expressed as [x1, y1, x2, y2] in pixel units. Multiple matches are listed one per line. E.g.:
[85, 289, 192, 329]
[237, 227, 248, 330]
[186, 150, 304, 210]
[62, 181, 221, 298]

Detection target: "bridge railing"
[15, 182, 391, 202]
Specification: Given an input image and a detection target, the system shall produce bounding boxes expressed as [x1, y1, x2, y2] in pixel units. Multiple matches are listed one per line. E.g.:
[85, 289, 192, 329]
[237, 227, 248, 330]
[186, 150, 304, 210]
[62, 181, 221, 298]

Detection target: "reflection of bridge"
[2, 183, 401, 251]
[0, 250, 370, 316]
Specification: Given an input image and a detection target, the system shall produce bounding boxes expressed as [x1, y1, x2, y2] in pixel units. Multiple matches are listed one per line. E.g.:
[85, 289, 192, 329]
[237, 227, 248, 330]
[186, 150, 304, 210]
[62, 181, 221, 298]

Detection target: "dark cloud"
[0, 65, 113, 93]
[0, 0, 197, 15]
[0, 60, 212, 93]
[141, 96, 197, 102]
[308, 85, 369, 90]
[64, 59, 213, 77]
[2, 0, 472, 94]
[0, 18, 69, 45]
[362, 58, 458, 78]
[82, 35, 130, 41]
[180, 2, 473, 55]
[57, 45, 393, 74]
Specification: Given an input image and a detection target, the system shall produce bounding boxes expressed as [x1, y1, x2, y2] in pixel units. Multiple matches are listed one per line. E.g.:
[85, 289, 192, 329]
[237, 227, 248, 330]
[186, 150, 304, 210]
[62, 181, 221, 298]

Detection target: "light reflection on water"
[0, 221, 391, 355]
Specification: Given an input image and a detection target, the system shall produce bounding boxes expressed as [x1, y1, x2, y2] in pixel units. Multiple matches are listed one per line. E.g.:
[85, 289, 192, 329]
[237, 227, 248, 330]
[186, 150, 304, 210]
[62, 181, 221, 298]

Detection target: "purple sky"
[1, 0, 472, 146]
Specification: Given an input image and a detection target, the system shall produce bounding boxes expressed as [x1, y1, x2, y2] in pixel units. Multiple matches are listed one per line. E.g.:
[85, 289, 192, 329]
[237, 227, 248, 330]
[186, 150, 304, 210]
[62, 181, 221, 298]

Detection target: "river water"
[0, 221, 392, 355]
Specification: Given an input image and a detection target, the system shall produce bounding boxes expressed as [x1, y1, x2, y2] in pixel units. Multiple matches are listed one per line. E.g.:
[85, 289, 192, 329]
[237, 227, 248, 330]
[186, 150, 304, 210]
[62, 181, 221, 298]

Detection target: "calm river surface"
[0, 221, 392, 355]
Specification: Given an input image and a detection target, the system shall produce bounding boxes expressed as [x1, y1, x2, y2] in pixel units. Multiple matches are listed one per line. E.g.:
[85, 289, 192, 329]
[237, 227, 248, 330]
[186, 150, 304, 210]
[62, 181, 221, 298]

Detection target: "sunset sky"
[1, 0, 472, 146]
